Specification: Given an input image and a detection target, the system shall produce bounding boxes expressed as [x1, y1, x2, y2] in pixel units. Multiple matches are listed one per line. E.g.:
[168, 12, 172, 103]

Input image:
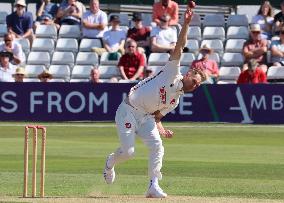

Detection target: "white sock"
[150, 177, 158, 186]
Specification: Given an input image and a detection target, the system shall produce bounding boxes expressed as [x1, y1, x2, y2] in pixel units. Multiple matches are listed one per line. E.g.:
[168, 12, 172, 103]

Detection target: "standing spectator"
[13, 67, 26, 82]
[38, 70, 53, 82]
[90, 68, 102, 83]
[252, 1, 274, 40]
[36, 0, 58, 21]
[127, 12, 151, 55]
[237, 59, 267, 84]
[243, 24, 268, 73]
[150, 14, 177, 53]
[271, 27, 284, 66]
[82, 0, 108, 38]
[152, 0, 179, 26]
[191, 44, 219, 83]
[118, 40, 145, 81]
[0, 51, 17, 82]
[92, 15, 126, 56]
[0, 33, 25, 65]
[273, 0, 284, 35]
[6, 0, 34, 45]
[56, 0, 85, 25]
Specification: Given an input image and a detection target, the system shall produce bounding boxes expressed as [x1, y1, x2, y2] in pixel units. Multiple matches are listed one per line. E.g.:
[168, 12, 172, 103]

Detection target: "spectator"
[127, 12, 151, 55]
[82, 0, 108, 38]
[273, 0, 284, 35]
[13, 67, 26, 82]
[191, 44, 219, 84]
[92, 15, 126, 56]
[150, 14, 177, 53]
[237, 59, 267, 84]
[252, 1, 274, 40]
[0, 33, 25, 65]
[56, 0, 85, 25]
[243, 24, 268, 73]
[38, 70, 53, 82]
[36, 0, 58, 21]
[0, 51, 17, 82]
[90, 68, 102, 83]
[6, 0, 34, 45]
[271, 27, 284, 66]
[118, 40, 145, 81]
[152, 0, 179, 26]
[36, 13, 60, 30]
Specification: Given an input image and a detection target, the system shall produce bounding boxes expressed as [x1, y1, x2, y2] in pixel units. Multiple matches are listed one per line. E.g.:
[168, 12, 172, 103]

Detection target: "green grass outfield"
[0, 122, 284, 201]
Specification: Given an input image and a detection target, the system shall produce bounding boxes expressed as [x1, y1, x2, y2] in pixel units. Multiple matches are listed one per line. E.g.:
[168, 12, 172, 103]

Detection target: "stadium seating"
[23, 78, 40, 82]
[0, 24, 7, 37]
[35, 24, 57, 39]
[79, 38, 102, 52]
[59, 25, 81, 39]
[203, 14, 225, 27]
[180, 66, 189, 75]
[0, 11, 7, 24]
[187, 26, 202, 41]
[71, 65, 93, 79]
[218, 66, 241, 81]
[98, 65, 121, 79]
[227, 14, 249, 27]
[267, 66, 284, 82]
[148, 53, 170, 66]
[55, 38, 78, 54]
[25, 65, 46, 78]
[70, 78, 89, 82]
[27, 52, 50, 66]
[51, 51, 75, 68]
[225, 39, 246, 53]
[48, 65, 71, 81]
[15, 38, 30, 56]
[31, 38, 55, 54]
[197, 52, 220, 64]
[100, 52, 121, 65]
[201, 40, 224, 54]
[202, 27, 225, 41]
[180, 53, 195, 66]
[221, 52, 244, 67]
[185, 39, 199, 54]
[227, 26, 249, 39]
[76, 52, 99, 66]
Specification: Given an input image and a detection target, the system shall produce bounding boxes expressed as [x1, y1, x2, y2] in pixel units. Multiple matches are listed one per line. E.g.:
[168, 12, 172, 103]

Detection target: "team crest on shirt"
[125, 123, 132, 128]
[159, 86, 167, 104]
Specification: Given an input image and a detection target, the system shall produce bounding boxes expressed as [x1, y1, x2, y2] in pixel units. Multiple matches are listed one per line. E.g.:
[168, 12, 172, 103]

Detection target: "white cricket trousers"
[110, 100, 164, 180]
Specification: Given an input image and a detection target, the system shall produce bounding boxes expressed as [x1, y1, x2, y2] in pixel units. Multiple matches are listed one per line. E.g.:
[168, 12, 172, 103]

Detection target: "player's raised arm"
[169, 5, 194, 61]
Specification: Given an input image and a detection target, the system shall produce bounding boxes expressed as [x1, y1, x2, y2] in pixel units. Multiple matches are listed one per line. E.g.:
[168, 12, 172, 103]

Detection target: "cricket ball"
[188, 0, 196, 9]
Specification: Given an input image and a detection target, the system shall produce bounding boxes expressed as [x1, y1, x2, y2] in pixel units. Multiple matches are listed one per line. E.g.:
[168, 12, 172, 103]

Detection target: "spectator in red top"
[127, 12, 151, 55]
[237, 59, 267, 84]
[243, 23, 268, 73]
[118, 40, 145, 81]
[191, 44, 219, 83]
[152, 0, 179, 26]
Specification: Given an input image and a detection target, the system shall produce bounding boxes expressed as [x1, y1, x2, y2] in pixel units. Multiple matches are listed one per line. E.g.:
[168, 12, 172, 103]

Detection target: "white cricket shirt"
[129, 60, 184, 116]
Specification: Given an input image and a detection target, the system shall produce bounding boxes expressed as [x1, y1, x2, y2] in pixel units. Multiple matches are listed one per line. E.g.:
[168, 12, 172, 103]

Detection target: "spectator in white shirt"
[150, 14, 177, 53]
[0, 33, 25, 65]
[82, 0, 108, 38]
[0, 51, 17, 82]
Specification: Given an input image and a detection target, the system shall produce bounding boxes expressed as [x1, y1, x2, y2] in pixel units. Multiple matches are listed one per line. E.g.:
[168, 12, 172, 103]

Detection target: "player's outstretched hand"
[161, 129, 174, 138]
[184, 4, 194, 25]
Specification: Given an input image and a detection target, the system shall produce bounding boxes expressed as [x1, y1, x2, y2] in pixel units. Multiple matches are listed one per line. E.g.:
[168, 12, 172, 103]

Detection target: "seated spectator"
[118, 40, 145, 81]
[152, 0, 179, 26]
[36, 0, 58, 21]
[0, 33, 25, 65]
[252, 1, 274, 40]
[273, 0, 284, 35]
[38, 70, 53, 82]
[127, 12, 151, 55]
[13, 67, 26, 82]
[6, 0, 34, 45]
[82, 0, 108, 38]
[237, 59, 267, 84]
[0, 51, 17, 82]
[271, 27, 284, 66]
[92, 15, 126, 56]
[191, 44, 219, 84]
[90, 68, 102, 83]
[36, 13, 60, 30]
[243, 24, 268, 73]
[56, 0, 85, 25]
[150, 14, 177, 53]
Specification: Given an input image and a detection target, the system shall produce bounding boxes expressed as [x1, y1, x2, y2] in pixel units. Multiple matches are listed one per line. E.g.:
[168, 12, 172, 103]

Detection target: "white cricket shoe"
[103, 154, 115, 184]
[146, 183, 167, 198]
